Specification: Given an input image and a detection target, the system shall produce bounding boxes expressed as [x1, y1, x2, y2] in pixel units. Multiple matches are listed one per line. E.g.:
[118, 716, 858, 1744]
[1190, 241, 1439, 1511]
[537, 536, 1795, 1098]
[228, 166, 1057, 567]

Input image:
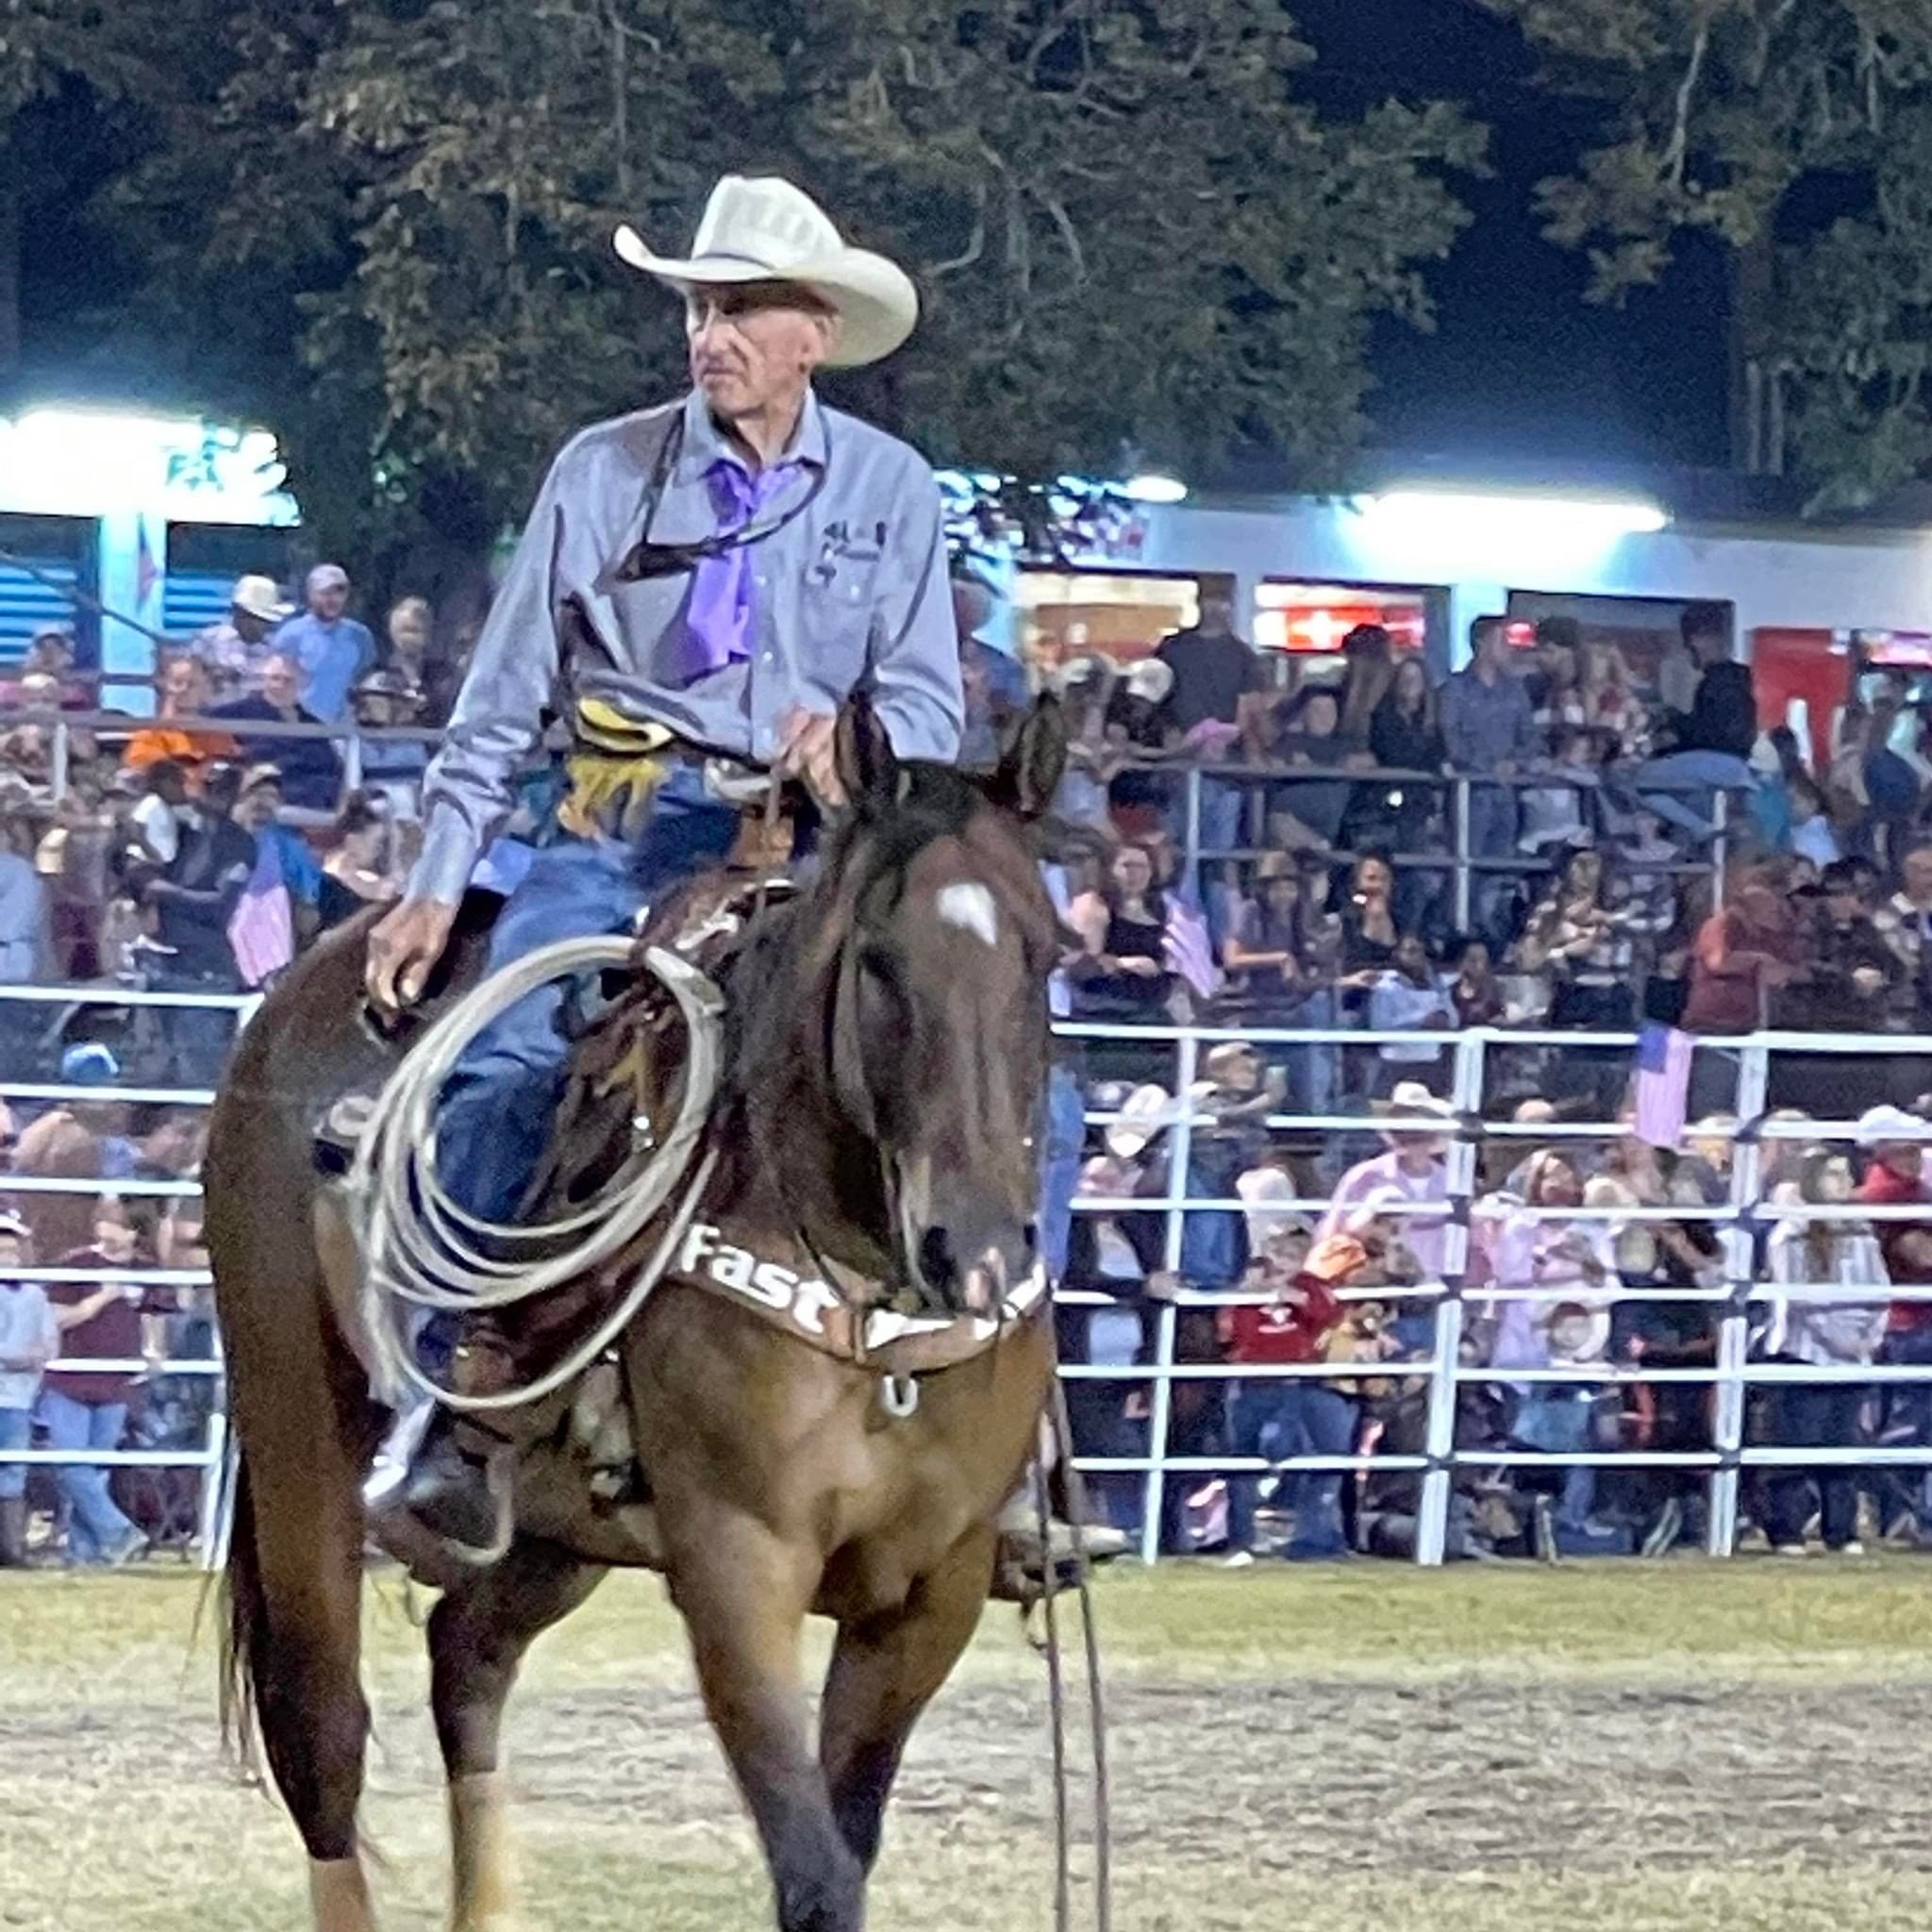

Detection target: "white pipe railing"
[1058, 1016, 1932, 1564]
[8, 984, 1932, 1570]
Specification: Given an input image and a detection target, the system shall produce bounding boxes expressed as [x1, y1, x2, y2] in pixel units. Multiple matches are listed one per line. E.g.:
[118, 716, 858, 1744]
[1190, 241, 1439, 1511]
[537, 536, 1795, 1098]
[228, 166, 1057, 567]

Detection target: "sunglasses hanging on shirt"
[601, 414, 828, 588]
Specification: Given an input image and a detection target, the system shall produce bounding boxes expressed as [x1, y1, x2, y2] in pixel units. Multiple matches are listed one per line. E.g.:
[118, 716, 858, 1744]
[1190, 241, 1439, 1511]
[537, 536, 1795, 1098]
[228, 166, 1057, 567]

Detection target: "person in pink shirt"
[1317, 1080, 1453, 1283]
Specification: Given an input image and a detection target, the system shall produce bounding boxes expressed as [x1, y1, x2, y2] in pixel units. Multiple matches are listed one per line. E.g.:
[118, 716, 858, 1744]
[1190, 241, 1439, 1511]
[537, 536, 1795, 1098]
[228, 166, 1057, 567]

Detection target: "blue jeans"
[36, 1390, 133, 1559]
[440, 764, 741, 1224]
[1286, 988, 1339, 1117]
[1511, 1387, 1597, 1531]
[1038, 1059, 1087, 1282]
[1765, 1379, 1866, 1550]
[1630, 749, 1755, 839]
[1464, 785, 1519, 945]
[0, 1406, 30, 1501]
[151, 969, 239, 1090]
[1224, 1379, 1357, 1556]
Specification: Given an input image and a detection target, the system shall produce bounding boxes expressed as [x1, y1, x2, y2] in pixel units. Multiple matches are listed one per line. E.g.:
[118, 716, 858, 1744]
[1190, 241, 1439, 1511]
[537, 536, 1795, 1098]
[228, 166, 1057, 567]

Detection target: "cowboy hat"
[1106, 1083, 1183, 1161]
[229, 574, 293, 625]
[613, 175, 917, 369]
[1121, 658, 1174, 706]
[1857, 1104, 1930, 1148]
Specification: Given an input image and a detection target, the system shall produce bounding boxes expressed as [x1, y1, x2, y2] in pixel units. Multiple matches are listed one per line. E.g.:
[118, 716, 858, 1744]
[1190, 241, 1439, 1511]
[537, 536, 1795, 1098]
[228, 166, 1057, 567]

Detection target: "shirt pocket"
[796, 552, 881, 685]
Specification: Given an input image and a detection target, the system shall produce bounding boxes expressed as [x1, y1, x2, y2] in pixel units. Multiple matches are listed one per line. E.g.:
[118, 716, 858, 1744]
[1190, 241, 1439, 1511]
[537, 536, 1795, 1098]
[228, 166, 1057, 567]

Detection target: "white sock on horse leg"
[308, 1856, 378, 1932]
[448, 1769, 522, 1932]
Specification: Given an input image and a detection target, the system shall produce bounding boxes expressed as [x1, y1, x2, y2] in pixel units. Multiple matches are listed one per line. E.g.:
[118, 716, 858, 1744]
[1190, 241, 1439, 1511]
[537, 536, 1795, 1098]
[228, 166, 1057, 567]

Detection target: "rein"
[1034, 1341, 1113, 1932]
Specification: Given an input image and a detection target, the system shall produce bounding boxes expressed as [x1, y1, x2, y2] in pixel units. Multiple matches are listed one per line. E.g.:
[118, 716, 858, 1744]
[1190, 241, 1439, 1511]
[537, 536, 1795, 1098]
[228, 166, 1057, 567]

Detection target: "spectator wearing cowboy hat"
[357, 172, 961, 1560]
[1104, 658, 1175, 836]
[193, 575, 294, 700]
[1316, 1081, 1453, 1282]
[211, 651, 344, 810]
[275, 564, 376, 724]
[1857, 1104, 1932, 1533]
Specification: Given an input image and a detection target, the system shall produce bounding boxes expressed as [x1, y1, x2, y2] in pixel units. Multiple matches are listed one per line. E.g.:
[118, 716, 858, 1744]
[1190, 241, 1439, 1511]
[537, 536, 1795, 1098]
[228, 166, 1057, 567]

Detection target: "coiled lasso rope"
[349, 938, 726, 1414]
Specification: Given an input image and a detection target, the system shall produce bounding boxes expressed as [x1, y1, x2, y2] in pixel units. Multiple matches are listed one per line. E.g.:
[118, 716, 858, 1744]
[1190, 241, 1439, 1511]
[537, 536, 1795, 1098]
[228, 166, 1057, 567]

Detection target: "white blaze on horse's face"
[935, 881, 1000, 949]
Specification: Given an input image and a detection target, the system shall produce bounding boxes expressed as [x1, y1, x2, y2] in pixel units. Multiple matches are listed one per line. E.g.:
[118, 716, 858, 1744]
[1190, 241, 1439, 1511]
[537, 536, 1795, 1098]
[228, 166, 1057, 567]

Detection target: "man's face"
[0, 1234, 22, 1272]
[687, 283, 836, 424]
[261, 657, 299, 708]
[1904, 849, 1932, 904]
[309, 578, 349, 622]
[1474, 625, 1506, 672]
[236, 783, 280, 830]
[233, 609, 273, 644]
[1688, 625, 1726, 666]
[164, 658, 209, 712]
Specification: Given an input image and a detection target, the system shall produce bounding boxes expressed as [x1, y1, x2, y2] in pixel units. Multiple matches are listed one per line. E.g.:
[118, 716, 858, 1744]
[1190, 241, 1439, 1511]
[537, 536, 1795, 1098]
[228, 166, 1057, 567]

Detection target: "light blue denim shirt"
[274, 612, 376, 724]
[409, 389, 961, 904]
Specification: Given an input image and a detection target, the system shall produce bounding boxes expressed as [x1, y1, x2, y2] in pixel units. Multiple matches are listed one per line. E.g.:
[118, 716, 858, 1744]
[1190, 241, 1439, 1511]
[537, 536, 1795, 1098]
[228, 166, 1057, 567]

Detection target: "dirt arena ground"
[7, 1556, 1932, 1931]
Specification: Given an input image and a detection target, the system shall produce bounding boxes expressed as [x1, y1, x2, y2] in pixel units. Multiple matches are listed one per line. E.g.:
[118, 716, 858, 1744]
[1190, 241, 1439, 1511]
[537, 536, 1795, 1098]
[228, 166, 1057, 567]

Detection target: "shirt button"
[755, 575, 768, 589]
[761, 651, 775, 665]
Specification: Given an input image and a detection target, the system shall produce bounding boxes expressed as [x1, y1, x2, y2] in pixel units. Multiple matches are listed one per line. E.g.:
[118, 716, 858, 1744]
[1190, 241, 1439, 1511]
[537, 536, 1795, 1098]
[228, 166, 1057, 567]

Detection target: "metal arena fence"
[8, 998, 1923, 1574]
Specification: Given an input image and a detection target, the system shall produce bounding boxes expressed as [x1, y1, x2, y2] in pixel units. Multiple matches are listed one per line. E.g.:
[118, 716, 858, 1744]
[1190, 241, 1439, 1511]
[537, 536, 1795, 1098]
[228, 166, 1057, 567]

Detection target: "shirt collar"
[677, 387, 826, 482]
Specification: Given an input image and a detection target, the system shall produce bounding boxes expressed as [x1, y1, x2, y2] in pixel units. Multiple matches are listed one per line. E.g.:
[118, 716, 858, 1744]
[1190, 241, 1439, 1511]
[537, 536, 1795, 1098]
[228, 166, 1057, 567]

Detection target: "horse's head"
[760, 696, 1067, 1317]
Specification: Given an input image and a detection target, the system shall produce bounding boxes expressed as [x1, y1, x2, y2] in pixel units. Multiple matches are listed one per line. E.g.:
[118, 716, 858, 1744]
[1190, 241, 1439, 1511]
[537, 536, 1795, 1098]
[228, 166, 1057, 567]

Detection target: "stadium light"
[1359, 491, 1668, 542]
[1123, 471, 1189, 505]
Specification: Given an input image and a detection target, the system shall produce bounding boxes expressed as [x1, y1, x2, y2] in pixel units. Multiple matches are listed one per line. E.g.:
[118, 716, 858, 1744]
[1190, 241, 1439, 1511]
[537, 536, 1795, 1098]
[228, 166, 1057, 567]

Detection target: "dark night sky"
[1292, 0, 1732, 469]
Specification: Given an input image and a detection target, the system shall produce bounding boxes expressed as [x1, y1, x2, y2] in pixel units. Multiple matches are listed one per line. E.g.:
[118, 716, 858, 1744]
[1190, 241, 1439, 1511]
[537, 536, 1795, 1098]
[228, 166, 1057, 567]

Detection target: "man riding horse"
[361, 175, 963, 1564]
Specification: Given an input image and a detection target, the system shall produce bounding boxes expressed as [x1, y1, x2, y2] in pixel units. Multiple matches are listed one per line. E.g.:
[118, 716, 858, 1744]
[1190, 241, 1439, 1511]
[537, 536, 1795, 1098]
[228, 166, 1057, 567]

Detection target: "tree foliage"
[20, 0, 1479, 562]
[1482, 0, 1932, 508]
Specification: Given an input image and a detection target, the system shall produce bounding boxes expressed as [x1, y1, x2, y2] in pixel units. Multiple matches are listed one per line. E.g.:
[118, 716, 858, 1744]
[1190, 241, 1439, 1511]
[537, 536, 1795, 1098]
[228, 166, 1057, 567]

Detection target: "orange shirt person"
[123, 656, 239, 791]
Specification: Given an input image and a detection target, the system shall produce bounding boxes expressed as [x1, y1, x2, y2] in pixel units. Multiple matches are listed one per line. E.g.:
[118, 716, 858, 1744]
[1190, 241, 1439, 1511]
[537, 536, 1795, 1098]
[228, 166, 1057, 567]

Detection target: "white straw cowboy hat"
[229, 574, 292, 624]
[613, 175, 918, 369]
[1106, 1083, 1183, 1161]
[1122, 658, 1174, 707]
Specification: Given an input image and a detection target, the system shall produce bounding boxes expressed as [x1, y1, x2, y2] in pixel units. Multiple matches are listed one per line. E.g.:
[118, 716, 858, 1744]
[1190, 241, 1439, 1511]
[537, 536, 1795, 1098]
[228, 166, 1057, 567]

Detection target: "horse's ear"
[834, 692, 899, 810]
[989, 697, 1068, 821]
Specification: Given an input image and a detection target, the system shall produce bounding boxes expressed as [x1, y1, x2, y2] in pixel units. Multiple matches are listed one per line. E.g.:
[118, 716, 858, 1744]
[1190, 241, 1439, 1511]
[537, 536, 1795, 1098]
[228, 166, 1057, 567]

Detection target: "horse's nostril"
[919, 1226, 956, 1287]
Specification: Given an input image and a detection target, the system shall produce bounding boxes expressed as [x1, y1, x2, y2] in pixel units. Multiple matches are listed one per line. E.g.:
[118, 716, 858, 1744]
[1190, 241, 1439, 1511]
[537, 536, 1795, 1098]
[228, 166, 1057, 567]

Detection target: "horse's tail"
[218, 1450, 263, 1773]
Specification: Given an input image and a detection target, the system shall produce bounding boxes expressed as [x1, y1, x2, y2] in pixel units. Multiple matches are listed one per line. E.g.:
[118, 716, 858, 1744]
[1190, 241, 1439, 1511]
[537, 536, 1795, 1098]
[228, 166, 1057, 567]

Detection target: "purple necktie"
[679, 458, 800, 683]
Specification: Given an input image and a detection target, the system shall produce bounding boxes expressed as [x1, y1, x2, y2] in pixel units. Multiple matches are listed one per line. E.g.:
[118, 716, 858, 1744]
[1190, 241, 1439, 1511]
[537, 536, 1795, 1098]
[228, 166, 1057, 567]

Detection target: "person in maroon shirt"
[39, 1202, 161, 1565]
[1218, 1228, 1374, 1563]
[1856, 1106, 1932, 1537]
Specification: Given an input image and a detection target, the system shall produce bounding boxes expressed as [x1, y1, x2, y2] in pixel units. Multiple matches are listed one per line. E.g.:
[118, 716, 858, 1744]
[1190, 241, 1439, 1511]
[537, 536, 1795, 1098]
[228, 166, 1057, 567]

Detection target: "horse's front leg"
[668, 1512, 864, 1932]
[428, 1536, 608, 1932]
[819, 1525, 997, 1872]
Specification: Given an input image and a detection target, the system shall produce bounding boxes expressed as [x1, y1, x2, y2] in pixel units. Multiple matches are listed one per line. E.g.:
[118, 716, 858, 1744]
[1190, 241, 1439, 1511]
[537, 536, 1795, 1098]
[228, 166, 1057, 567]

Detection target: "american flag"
[1633, 1023, 1693, 1149]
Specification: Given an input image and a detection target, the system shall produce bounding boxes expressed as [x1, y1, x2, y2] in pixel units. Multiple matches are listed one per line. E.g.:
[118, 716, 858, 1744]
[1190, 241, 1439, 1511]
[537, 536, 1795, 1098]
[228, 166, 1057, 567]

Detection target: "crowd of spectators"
[1039, 597, 1932, 1058]
[8, 566, 1932, 1567]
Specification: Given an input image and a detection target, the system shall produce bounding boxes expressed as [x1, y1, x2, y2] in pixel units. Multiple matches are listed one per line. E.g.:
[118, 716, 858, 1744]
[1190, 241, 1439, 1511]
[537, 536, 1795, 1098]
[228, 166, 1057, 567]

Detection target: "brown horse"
[204, 701, 1070, 1932]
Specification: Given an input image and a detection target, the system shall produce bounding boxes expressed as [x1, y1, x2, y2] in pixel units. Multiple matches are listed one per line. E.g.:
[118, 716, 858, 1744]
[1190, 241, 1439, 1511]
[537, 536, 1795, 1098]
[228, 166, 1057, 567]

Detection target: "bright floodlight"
[1123, 472, 1189, 505]
[1362, 491, 1667, 541]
